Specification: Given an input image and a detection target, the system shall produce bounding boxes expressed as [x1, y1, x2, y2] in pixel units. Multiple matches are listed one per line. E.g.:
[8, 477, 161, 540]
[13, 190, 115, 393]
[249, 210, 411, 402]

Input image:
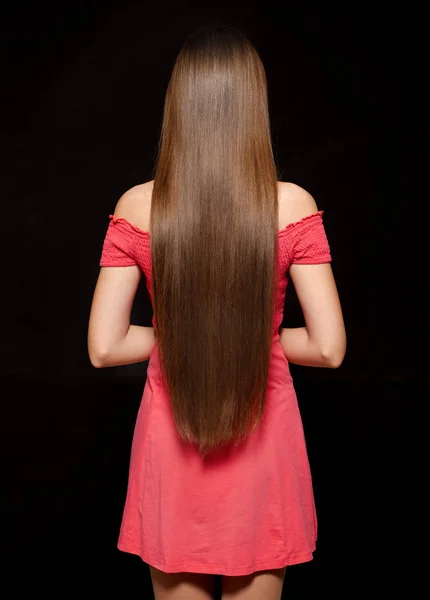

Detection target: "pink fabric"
[99, 210, 331, 575]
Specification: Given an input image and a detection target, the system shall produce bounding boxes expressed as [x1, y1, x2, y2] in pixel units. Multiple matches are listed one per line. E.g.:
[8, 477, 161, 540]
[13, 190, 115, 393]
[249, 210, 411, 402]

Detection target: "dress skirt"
[117, 333, 317, 576]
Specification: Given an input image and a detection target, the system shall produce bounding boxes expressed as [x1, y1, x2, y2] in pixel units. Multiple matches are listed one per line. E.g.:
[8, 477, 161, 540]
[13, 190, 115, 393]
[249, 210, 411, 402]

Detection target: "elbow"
[321, 342, 347, 369]
[88, 346, 109, 369]
[90, 355, 106, 368]
[88, 327, 112, 367]
[89, 353, 106, 368]
[323, 353, 345, 369]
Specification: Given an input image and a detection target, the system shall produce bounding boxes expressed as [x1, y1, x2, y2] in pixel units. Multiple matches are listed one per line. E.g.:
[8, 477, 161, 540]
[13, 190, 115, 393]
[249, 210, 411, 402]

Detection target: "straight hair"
[150, 25, 281, 459]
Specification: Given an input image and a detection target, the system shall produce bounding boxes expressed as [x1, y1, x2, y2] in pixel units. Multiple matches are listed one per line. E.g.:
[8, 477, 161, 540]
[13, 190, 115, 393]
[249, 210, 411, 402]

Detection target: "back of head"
[150, 24, 281, 459]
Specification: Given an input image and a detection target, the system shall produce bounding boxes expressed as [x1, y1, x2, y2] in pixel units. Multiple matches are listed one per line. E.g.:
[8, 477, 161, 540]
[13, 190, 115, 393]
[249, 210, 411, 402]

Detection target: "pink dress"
[99, 210, 332, 576]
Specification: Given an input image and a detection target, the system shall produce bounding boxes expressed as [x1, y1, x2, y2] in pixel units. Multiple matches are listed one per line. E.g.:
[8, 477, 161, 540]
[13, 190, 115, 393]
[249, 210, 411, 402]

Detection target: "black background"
[2, 0, 426, 597]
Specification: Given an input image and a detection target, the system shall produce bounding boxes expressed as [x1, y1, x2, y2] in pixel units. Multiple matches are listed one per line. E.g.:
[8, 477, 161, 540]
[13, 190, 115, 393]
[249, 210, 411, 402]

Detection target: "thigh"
[149, 565, 215, 600]
[221, 567, 286, 600]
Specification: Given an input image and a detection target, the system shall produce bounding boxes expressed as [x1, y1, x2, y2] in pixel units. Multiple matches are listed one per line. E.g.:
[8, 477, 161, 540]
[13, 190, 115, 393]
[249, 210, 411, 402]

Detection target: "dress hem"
[117, 540, 316, 576]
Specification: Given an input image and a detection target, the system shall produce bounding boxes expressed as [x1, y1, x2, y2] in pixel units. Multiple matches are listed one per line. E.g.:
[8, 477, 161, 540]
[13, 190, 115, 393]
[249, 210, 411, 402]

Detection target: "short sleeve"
[99, 215, 137, 267]
[291, 211, 332, 265]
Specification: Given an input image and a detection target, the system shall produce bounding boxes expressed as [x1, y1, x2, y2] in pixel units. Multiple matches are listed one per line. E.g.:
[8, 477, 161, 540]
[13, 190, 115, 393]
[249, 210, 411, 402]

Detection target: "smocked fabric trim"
[108, 214, 150, 237]
[107, 211, 324, 238]
[277, 210, 324, 237]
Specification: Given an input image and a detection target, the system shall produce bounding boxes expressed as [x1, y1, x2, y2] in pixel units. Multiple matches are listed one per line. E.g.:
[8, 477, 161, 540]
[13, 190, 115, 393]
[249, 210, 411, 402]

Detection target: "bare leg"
[149, 565, 215, 600]
[221, 567, 286, 600]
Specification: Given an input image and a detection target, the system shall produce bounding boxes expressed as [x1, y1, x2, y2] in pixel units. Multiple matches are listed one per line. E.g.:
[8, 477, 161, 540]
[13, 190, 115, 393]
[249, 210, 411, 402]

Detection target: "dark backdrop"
[2, 1, 425, 597]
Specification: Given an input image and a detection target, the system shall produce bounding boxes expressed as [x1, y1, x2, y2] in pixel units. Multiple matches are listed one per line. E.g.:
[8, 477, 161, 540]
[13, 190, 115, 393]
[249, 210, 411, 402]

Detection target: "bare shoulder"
[113, 180, 154, 230]
[113, 180, 317, 232]
[278, 181, 319, 227]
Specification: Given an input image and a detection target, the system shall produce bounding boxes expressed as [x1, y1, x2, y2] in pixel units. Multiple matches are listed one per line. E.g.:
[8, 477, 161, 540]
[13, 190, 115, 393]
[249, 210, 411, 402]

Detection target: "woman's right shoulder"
[278, 181, 319, 228]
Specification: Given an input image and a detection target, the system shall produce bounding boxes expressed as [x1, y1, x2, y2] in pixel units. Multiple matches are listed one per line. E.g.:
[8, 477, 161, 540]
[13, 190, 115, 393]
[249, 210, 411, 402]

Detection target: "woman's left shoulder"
[113, 181, 153, 228]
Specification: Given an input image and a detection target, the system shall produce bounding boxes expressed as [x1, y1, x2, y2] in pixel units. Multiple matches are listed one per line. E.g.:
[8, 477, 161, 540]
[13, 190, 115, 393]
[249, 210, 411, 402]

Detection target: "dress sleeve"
[99, 215, 137, 267]
[291, 211, 332, 265]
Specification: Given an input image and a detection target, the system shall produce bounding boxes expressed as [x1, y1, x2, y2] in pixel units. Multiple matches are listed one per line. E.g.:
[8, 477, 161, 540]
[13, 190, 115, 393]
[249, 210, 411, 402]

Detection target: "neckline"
[108, 210, 324, 238]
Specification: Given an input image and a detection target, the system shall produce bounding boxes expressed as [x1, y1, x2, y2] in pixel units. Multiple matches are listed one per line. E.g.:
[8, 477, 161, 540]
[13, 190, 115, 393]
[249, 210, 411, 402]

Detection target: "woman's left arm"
[91, 325, 156, 368]
[88, 188, 156, 368]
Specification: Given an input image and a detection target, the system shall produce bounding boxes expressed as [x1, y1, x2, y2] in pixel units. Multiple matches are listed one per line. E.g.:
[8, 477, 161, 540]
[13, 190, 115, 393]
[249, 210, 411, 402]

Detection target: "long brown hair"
[150, 25, 281, 459]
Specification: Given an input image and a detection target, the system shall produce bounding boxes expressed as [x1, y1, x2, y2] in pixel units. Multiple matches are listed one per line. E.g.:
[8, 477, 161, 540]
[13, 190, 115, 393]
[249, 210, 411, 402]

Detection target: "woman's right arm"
[280, 262, 346, 368]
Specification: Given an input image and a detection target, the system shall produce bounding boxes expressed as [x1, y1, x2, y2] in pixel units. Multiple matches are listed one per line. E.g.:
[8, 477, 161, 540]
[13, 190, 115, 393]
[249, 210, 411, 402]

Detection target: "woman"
[88, 25, 346, 600]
